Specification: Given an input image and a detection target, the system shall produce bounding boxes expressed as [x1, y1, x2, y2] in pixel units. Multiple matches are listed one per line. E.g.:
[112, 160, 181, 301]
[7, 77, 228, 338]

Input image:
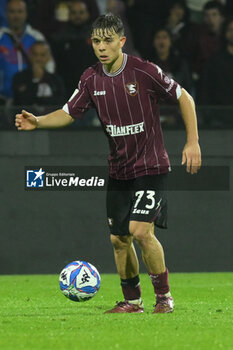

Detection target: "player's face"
[7, 0, 27, 30]
[91, 29, 126, 66]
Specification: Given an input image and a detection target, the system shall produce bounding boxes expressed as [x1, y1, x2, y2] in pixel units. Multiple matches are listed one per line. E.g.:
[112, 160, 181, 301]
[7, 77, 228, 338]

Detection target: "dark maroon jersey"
[63, 54, 182, 179]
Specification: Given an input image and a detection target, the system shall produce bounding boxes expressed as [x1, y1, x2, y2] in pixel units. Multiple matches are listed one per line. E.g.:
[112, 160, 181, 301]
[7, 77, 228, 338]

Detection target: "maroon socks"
[120, 269, 170, 301]
[121, 275, 141, 301]
[148, 268, 170, 295]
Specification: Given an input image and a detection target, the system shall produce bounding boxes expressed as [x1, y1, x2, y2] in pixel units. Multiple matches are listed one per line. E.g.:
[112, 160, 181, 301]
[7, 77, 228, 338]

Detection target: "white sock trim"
[127, 298, 142, 305]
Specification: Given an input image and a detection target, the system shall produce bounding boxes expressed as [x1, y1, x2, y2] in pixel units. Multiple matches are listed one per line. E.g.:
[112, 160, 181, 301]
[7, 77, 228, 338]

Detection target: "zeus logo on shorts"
[106, 122, 144, 137]
[132, 209, 150, 214]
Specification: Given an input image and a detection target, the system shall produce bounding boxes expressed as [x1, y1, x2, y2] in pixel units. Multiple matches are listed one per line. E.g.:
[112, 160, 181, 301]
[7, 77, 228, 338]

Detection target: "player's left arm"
[178, 88, 201, 174]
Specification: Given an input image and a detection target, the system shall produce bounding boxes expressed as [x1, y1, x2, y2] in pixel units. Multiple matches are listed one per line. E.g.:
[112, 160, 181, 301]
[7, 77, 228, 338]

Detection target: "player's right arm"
[15, 109, 74, 131]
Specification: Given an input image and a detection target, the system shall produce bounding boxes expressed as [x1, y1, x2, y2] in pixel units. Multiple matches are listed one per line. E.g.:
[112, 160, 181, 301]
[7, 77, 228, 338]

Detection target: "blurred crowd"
[0, 0, 233, 123]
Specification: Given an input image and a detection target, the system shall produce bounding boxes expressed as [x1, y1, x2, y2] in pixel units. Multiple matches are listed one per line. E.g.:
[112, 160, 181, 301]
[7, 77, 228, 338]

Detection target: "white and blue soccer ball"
[59, 261, 101, 302]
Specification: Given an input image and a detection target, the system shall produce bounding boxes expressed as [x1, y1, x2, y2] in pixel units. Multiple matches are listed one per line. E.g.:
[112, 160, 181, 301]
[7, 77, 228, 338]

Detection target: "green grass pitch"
[0, 273, 232, 350]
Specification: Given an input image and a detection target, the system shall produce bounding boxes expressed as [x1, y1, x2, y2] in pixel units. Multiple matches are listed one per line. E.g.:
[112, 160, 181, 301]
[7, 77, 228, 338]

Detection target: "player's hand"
[182, 141, 201, 174]
[15, 110, 37, 131]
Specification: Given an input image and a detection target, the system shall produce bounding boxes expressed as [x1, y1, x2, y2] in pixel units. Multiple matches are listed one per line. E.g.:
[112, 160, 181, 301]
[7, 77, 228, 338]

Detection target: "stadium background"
[0, 122, 232, 274]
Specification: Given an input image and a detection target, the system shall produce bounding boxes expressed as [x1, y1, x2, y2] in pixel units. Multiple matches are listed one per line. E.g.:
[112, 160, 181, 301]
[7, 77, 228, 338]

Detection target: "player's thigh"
[106, 177, 132, 236]
[129, 220, 154, 241]
[110, 234, 133, 250]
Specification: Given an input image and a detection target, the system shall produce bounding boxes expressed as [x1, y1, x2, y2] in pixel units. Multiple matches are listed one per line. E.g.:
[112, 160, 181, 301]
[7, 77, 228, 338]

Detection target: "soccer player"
[15, 14, 201, 314]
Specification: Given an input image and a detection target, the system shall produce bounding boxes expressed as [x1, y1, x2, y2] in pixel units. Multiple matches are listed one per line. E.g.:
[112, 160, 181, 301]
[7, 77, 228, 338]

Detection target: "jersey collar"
[102, 53, 128, 77]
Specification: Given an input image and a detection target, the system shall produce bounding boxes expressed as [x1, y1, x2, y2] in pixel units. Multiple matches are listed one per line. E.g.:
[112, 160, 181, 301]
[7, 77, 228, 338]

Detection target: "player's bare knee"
[129, 221, 152, 243]
[110, 234, 131, 252]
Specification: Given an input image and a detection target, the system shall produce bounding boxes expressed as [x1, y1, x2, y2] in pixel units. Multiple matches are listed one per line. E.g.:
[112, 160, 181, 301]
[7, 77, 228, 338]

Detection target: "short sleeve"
[63, 72, 94, 119]
[146, 61, 182, 103]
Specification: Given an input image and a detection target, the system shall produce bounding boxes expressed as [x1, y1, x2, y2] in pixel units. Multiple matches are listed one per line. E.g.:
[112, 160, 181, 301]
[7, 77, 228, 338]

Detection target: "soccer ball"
[59, 261, 101, 302]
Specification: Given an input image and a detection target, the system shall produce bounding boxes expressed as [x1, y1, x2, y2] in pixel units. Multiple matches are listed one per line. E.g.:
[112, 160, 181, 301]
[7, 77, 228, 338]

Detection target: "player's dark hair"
[203, 1, 225, 16]
[91, 13, 124, 37]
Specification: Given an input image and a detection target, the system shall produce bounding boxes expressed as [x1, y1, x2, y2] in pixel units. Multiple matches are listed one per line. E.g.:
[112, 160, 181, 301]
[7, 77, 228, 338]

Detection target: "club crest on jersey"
[125, 82, 139, 96]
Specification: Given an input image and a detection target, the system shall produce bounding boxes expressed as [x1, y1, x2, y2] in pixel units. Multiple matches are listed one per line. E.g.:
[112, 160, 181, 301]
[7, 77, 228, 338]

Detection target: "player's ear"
[120, 36, 126, 48]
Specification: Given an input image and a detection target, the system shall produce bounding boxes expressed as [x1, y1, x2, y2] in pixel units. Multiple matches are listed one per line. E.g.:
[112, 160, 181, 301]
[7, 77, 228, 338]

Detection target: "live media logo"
[26, 168, 45, 188]
[25, 166, 106, 191]
[25, 166, 229, 191]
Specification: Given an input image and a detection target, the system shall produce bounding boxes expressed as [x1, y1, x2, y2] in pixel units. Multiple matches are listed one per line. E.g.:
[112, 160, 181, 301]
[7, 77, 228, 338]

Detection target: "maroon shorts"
[106, 174, 168, 236]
